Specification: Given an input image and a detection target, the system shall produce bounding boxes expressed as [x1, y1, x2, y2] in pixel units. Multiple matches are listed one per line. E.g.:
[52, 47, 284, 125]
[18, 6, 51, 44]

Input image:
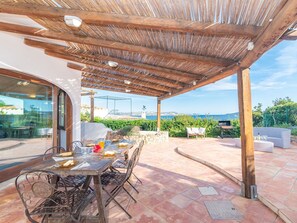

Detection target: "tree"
[252, 103, 263, 127]
[272, 97, 293, 106]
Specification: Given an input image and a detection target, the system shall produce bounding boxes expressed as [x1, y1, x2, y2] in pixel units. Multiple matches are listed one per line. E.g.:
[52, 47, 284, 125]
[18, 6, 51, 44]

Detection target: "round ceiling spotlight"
[247, 42, 254, 51]
[125, 89, 131, 93]
[124, 80, 131, 85]
[108, 61, 118, 68]
[64, 15, 82, 28]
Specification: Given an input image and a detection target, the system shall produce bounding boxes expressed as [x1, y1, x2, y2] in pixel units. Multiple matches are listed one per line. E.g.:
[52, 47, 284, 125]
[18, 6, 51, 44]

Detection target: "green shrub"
[92, 117, 243, 138]
[290, 128, 297, 136]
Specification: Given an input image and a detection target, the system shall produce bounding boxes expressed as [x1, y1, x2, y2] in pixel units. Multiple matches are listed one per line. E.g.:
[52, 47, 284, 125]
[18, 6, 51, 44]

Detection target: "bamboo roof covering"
[0, 0, 296, 99]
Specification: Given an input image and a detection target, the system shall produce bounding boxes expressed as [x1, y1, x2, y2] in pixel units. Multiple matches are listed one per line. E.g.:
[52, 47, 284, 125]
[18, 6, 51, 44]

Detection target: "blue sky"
[82, 41, 297, 114]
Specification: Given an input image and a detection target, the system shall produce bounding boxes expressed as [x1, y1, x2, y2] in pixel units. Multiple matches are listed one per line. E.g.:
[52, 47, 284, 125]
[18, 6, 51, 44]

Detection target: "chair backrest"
[15, 170, 71, 222]
[43, 146, 66, 161]
[134, 140, 144, 166]
[125, 146, 140, 182]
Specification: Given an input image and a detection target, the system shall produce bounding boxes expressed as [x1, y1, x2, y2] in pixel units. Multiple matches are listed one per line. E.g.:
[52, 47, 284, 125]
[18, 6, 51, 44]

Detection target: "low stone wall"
[126, 131, 169, 144]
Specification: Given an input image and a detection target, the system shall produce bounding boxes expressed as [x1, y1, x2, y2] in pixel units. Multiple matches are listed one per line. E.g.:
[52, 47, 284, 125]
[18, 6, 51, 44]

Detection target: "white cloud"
[251, 41, 297, 90]
[202, 76, 237, 91]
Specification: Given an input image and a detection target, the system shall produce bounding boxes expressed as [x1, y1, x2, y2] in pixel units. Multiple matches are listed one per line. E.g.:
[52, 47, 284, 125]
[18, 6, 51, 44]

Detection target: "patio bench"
[186, 127, 206, 138]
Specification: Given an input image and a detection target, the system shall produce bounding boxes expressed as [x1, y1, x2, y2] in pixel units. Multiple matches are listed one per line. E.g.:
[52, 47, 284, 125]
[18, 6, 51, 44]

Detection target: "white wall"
[0, 32, 82, 140]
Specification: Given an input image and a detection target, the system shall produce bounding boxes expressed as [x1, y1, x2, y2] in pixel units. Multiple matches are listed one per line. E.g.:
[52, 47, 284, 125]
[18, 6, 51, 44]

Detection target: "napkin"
[70, 161, 90, 170]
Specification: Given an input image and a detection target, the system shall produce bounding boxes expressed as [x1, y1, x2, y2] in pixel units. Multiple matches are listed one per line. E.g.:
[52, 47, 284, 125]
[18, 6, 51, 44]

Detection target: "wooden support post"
[157, 99, 161, 131]
[90, 93, 95, 122]
[237, 68, 257, 199]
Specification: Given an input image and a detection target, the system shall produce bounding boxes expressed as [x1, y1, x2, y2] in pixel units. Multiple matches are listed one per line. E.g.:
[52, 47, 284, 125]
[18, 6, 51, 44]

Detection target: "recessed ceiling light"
[124, 80, 131, 85]
[108, 61, 118, 68]
[168, 92, 172, 95]
[64, 15, 82, 28]
[125, 89, 131, 93]
[192, 81, 197, 86]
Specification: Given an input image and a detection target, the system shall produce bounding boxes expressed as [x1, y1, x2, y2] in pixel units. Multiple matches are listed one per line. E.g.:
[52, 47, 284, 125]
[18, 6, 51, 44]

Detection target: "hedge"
[94, 116, 240, 138]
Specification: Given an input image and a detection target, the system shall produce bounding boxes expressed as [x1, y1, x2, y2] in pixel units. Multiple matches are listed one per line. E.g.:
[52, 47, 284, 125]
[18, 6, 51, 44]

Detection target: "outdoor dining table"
[21, 141, 134, 223]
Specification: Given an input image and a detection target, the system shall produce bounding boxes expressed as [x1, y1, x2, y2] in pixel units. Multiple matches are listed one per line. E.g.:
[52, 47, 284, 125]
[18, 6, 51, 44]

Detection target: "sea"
[133, 113, 239, 121]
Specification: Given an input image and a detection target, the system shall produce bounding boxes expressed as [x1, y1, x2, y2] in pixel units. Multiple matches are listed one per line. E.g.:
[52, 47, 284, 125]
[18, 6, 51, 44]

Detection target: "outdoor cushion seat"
[186, 127, 206, 138]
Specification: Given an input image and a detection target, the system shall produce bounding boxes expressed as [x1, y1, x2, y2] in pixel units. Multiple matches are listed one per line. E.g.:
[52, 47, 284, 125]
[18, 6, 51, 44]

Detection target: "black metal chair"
[112, 140, 144, 192]
[15, 170, 93, 223]
[100, 146, 140, 219]
[43, 146, 87, 188]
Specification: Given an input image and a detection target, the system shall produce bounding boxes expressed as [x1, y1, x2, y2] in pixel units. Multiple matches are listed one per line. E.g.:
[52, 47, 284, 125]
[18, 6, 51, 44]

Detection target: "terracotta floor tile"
[0, 138, 286, 223]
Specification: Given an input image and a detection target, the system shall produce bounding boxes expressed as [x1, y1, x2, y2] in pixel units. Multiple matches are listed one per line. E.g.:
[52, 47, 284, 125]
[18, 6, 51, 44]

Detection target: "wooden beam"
[0, 3, 261, 38]
[25, 38, 201, 82]
[82, 76, 163, 96]
[25, 38, 200, 82]
[0, 22, 234, 66]
[237, 68, 256, 199]
[68, 63, 173, 93]
[159, 64, 239, 100]
[44, 50, 184, 89]
[240, 0, 297, 68]
[157, 99, 161, 131]
[81, 83, 156, 97]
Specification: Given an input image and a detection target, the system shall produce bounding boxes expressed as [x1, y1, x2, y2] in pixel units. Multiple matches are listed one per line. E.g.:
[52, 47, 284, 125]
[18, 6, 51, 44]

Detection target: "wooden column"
[90, 93, 95, 122]
[157, 99, 161, 131]
[237, 68, 256, 199]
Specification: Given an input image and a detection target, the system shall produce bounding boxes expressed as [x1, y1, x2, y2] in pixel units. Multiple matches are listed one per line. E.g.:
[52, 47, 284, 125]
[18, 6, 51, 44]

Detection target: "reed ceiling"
[0, 0, 296, 99]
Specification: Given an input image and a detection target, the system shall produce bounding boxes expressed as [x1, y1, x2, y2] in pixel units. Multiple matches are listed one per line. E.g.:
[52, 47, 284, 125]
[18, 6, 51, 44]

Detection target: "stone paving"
[177, 137, 297, 223]
[0, 138, 285, 223]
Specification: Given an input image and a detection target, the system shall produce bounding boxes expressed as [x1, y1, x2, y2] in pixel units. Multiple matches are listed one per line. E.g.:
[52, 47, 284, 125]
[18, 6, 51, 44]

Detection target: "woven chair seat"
[112, 159, 127, 169]
[57, 175, 87, 188]
[31, 188, 93, 216]
[101, 171, 126, 186]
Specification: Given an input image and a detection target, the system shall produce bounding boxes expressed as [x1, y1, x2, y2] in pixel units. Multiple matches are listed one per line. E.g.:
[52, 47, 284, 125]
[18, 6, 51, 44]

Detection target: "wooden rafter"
[158, 0, 297, 101]
[81, 82, 157, 97]
[68, 63, 173, 93]
[159, 64, 239, 100]
[44, 50, 185, 89]
[24, 38, 200, 82]
[0, 3, 261, 38]
[82, 76, 163, 96]
[0, 22, 234, 66]
[240, 0, 297, 68]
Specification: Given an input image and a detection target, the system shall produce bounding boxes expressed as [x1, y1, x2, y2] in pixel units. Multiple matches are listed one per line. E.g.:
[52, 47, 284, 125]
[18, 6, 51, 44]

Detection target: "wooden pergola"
[0, 0, 296, 201]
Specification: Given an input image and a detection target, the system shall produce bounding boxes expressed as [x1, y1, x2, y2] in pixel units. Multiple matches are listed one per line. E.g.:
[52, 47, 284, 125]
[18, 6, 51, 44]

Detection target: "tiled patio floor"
[0, 138, 285, 223]
[176, 137, 297, 223]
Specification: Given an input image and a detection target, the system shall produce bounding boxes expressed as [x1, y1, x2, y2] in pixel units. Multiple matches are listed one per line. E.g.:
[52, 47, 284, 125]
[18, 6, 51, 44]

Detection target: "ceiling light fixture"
[108, 61, 118, 68]
[124, 80, 131, 85]
[168, 92, 172, 95]
[125, 89, 131, 93]
[247, 41, 254, 51]
[64, 15, 82, 28]
[192, 81, 197, 86]
[17, 81, 30, 86]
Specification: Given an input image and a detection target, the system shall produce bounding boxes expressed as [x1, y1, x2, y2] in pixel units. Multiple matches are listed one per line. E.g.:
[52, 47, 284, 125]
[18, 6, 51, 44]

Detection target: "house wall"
[0, 32, 82, 140]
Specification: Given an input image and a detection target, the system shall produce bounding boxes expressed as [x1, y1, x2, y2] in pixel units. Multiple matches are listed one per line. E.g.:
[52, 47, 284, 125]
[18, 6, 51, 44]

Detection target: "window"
[0, 74, 53, 171]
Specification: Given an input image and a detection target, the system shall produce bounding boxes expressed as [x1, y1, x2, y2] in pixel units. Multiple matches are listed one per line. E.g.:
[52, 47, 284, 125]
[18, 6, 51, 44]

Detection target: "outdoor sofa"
[253, 127, 291, 149]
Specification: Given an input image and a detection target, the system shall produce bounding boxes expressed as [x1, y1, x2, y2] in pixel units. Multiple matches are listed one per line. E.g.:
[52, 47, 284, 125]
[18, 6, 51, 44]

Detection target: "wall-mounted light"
[64, 15, 82, 28]
[108, 61, 118, 68]
[124, 80, 131, 85]
[247, 41, 254, 51]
